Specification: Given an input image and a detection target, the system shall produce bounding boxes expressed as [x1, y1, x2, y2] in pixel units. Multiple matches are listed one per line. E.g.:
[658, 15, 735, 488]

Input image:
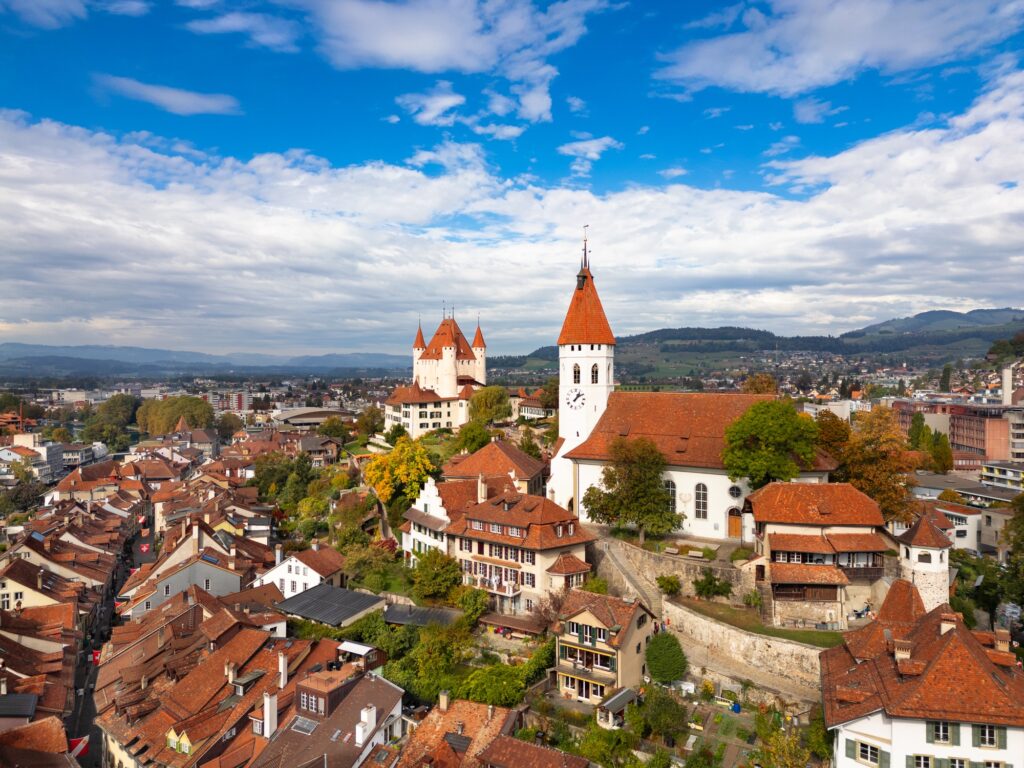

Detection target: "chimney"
[940, 613, 957, 635]
[456, 721, 464, 736]
[312, 539, 319, 552]
[225, 661, 237, 684]
[1, 678, 6, 696]
[995, 628, 1011, 653]
[36, 570, 43, 591]
[263, 691, 278, 738]
[278, 651, 288, 689]
[893, 639, 912, 661]
[275, 544, 283, 566]
[438, 690, 450, 713]
[141, 674, 148, 691]
[230, 544, 237, 559]
[1003, 366, 1014, 406]
[181, 519, 187, 539]
[476, 474, 487, 504]
[204, 512, 211, 524]
[487, 705, 494, 722]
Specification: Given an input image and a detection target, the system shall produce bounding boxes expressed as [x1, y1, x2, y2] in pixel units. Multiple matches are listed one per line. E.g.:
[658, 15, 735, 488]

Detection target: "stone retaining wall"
[608, 539, 756, 601]
[662, 599, 823, 700]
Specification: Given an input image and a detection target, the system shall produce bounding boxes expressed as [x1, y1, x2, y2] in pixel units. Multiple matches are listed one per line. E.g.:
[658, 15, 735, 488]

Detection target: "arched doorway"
[727, 507, 742, 539]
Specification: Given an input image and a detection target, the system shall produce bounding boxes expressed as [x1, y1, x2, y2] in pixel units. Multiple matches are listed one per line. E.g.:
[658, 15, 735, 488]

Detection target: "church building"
[548, 249, 833, 541]
[384, 314, 486, 440]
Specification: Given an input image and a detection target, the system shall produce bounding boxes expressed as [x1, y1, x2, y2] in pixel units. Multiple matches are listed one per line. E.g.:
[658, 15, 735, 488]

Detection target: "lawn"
[349, 559, 414, 597]
[679, 598, 844, 648]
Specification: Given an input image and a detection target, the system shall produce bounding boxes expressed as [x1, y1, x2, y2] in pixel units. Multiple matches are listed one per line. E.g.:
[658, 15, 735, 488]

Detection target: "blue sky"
[2, 1, 1024, 355]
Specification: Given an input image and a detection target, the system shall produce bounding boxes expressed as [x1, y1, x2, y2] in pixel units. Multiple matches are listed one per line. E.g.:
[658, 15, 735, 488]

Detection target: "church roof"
[557, 267, 615, 346]
[419, 317, 478, 361]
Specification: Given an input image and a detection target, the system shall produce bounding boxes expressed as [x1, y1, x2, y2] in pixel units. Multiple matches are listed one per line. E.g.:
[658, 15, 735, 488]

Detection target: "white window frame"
[979, 724, 997, 748]
[914, 756, 931, 768]
[567, 621, 579, 635]
[857, 743, 879, 766]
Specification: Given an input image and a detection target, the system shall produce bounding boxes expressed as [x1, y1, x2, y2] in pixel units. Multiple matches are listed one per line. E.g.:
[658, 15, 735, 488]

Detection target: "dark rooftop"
[276, 583, 384, 627]
[383, 604, 461, 628]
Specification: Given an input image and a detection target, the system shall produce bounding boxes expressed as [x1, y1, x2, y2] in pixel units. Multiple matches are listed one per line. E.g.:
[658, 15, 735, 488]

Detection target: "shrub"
[580, 576, 609, 594]
[645, 632, 688, 683]
[701, 546, 717, 561]
[742, 589, 762, 609]
[699, 680, 715, 702]
[693, 569, 732, 600]
[656, 574, 681, 596]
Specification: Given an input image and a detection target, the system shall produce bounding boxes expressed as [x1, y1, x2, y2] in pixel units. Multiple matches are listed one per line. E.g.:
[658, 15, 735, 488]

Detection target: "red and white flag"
[70, 736, 90, 757]
[140, 543, 150, 553]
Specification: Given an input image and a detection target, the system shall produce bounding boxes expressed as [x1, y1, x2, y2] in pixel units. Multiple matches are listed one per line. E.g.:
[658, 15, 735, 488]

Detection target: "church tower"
[548, 236, 615, 510]
[897, 515, 953, 613]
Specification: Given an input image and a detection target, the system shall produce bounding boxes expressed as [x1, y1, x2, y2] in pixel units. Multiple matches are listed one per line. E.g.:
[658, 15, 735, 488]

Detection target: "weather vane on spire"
[582, 224, 590, 270]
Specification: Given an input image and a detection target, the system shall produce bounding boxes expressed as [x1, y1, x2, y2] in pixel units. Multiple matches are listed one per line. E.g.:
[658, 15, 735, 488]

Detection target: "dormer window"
[471, 520, 483, 531]
[490, 523, 502, 534]
[556, 525, 563, 538]
[568, 523, 574, 535]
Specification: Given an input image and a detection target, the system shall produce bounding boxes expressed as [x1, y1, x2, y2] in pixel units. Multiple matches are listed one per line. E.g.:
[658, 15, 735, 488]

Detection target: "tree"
[999, 493, 1024, 605]
[135, 396, 213, 435]
[364, 436, 435, 504]
[626, 686, 688, 744]
[844, 406, 916, 523]
[742, 373, 778, 394]
[750, 727, 810, 768]
[48, 426, 72, 444]
[318, 416, 350, 441]
[645, 632, 688, 683]
[411, 549, 462, 602]
[539, 377, 559, 411]
[815, 410, 850, 479]
[656, 574, 681, 596]
[576, 723, 638, 768]
[722, 401, 819, 490]
[908, 412, 927, 450]
[384, 424, 408, 445]
[469, 386, 511, 424]
[460, 665, 525, 707]
[693, 569, 732, 600]
[455, 587, 490, 626]
[805, 707, 832, 760]
[939, 364, 953, 392]
[579, 576, 609, 594]
[684, 743, 722, 768]
[216, 412, 244, 440]
[519, 427, 541, 459]
[938, 489, 966, 503]
[455, 421, 491, 454]
[356, 406, 384, 436]
[930, 432, 954, 473]
[582, 437, 676, 546]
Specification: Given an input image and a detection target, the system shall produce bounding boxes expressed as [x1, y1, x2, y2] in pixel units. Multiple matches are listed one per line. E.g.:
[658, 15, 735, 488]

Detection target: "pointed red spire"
[558, 266, 615, 346]
[472, 323, 486, 349]
[174, 414, 190, 433]
[414, 322, 426, 349]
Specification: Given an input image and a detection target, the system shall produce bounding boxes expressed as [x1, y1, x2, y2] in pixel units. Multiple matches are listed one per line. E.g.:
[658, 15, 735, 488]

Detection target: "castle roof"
[420, 317, 478, 361]
[557, 267, 615, 346]
[472, 323, 486, 348]
[414, 323, 426, 349]
[897, 514, 953, 549]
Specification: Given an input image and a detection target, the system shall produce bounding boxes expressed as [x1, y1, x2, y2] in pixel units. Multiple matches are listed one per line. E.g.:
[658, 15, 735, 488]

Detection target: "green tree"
[656, 574, 681, 596]
[626, 686, 688, 744]
[455, 421, 491, 453]
[815, 410, 851, 480]
[722, 401, 819, 490]
[469, 386, 511, 424]
[582, 437, 676, 546]
[356, 406, 384, 436]
[645, 632, 688, 683]
[845, 406, 916, 523]
[460, 665, 525, 707]
[49, 426, 72, 443]
[693, 569, 732, 600]
[908, 412, 927, 450]
[364, 436, 435, 504]
[384, 423, 408, 445]
[684, 744, 722, 768]
[937, 489, 966, 503]
[135, 395, 213, 435]
[319, 415, 350, 441]
[519, 427, 542, 459]
[750, 727, 810, 768]
[455, 587, 490, 626]
[579, 576, 609, 594]
[805, 707, 832, 760]
[576, 723, 638, 768]
[930, 432, 954, 473]
[215, 412, 244, 440]
[411, 548, 463, 602]
[539, 377, 559, 411]
[940, 364, 953, 392]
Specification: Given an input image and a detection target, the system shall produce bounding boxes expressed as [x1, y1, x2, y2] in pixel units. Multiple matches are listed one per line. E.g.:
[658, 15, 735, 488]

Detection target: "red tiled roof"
[478, 735, 588, 768]
[386, 381, 457, 406]
[826, 533, 890, 552]
[769, 563, 849, 585]
[395, 700, 511, 768]
[414, 324, 426, 349]
[0, 716, 68, 753]
[546, 553, 591, 575]
[897, 514, 952, 549]
[557, 267, 615, 346]
[768, 534, 834, 554]
[564, 393, 834, 471]
[557, 590, 652, 648]
[748, 482, 883, 527]
[472, 324, 486, 348]
[442, 440, 544, 482]
[419, 317, 478, 362]
[292, 545, 345, 577]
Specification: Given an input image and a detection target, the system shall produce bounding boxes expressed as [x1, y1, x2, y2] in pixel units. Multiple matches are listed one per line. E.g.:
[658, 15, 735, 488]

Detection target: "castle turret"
[472, 322, 487, 385]
[412, 322, 426, 383]
[897, 514, 952, 613]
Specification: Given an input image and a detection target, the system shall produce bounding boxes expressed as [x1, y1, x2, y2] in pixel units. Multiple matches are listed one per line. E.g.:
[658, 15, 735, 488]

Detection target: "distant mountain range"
[3, 308, 1022, 379]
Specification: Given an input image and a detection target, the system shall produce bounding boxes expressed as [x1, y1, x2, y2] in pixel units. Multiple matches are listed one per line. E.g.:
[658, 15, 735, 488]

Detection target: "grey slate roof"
[383, 603, 462, 627]
[0, 694, 38, 718]
[275, 583, 384, 627]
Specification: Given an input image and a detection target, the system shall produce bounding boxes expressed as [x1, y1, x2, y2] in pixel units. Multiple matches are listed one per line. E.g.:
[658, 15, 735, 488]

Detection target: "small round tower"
[897, 513, 952, 613]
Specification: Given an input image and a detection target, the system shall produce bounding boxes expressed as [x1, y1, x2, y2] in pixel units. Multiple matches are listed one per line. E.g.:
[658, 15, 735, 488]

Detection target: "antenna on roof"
[442, 300, 446, 320]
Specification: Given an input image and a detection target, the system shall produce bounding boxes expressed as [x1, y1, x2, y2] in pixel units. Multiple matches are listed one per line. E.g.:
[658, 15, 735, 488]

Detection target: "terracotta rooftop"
[395, 699, 512, 768]
[556, 590, 653, 648]
[0, 716, 68, 753]
[478, 735, 588, 768]
[769, 563, 849, 586]
[419, 317, 479, 362]
[557, 266, 615, 346]
[897, 514, 953, 549]
[292, 545, 345, 577]
[442, 441, 545, 482]
[546, 552, 592, 575]
[748, 482, 883, 527]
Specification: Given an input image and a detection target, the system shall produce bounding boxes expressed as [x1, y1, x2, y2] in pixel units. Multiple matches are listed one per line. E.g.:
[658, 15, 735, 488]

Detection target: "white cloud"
[5, 69, 1024, 351]
[185, 12, 302, 52]
[736, 124, 754, 130]
[467, 122, 526, 140]
[287, 0, 609, 122]
[98, 0, 149, 15]
[768, 121, 784, 131]
[763, 135, 800, 156]
[793, 97, 847, 124]
[704, 106, 730, 118]
[396, 80, 466, 126]
[639, 153, 656, 159]
[484, 89, 515, 117]
[659, 0, 1024, 96]
[0, 0, 86, 28]
[557, 135, 622, 176]
[637, 125, 650, 135]
[384, 114, 401, 124]
[566, 95, 587, 113]
[659, 167, 687, 179]
[95, 75, 242, 116]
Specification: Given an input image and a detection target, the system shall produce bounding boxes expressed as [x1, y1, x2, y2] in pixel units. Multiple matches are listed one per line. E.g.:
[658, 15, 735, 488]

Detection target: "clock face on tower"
[565, 387, 586, 410]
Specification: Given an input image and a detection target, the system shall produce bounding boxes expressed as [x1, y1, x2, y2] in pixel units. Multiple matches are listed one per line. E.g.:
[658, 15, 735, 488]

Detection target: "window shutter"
[936, 759, 949, 768]
[972, 725, 981, 748]
[906, 756, 915, 768]
[997, 726, 1007, 749]
[845, 740, 856, 759]
[951, 723, 960, 746]
[577, 625, 584, 645]
[591, 630, 597, 648]
[879, 750, 890, 768]
[927, 722, 935, 743]
[609, 655, 616, 672]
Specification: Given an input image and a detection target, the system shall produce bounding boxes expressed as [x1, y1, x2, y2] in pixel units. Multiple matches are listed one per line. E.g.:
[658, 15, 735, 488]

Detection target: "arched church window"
[695, 483, 708, 519]
[573, 364, 580, 384]
[591, 364, 599, 384]
[664, 479, 676, 514]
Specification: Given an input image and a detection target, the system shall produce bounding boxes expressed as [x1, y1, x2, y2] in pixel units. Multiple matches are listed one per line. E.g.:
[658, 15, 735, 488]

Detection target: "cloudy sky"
[2, 0, 1024, 356]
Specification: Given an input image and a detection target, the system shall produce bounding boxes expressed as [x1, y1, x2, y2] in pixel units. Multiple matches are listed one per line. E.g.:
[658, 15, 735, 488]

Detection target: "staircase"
[756, 581, 774, 625]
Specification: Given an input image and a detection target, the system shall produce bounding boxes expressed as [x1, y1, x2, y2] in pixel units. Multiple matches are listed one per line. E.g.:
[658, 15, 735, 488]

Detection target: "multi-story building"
[384, 315, 486, 440]
[553, 590, 657, 705]
[822, 580, 1024, 768]
[442, 440, 546, 496]
[252, 541, 347, 597]
[449, 486, 595, 615]
[891, 399, 1023, 469]
[980, 460, 1024, 493]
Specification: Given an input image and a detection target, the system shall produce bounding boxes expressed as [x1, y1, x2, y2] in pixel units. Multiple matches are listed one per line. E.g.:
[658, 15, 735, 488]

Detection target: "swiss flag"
[70, 736, 90, 757]
[140, 543, 150, 554]
[91, 650, 101, 665]
[137, 515, 146, 524]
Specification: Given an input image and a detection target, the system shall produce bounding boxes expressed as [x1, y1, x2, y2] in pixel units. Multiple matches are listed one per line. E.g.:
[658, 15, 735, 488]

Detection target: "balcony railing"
[471, 576, 521, 595]
[839, 566, 884, 581]
[556, 659, 616, 680]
